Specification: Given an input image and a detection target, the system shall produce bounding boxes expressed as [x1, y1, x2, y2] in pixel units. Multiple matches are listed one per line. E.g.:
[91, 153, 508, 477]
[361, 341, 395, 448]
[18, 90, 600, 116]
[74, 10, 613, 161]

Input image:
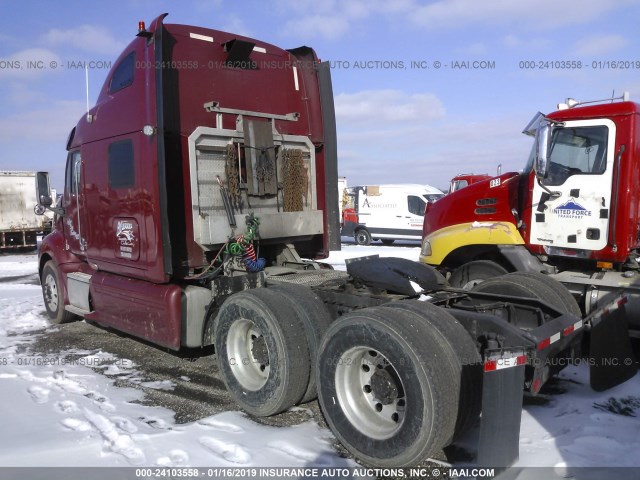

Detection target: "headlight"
[420, 239, 432, 257]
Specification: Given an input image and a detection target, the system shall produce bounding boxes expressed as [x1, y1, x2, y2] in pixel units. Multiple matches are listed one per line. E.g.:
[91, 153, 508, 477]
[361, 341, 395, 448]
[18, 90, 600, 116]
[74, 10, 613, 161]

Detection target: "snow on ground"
[518, 365, 640, 469]
[1, 246, 639, 472]
[0, 254, 353, 468]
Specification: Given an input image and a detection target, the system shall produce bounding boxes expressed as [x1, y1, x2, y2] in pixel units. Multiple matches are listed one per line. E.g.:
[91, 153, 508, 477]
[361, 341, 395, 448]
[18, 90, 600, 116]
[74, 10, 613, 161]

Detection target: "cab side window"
[408, 195, 427, 216]
[108, 140, 135, 188]
[65, 151, 82, 198]
[454, 180, 468, 191]
[109, 52, 135, 94]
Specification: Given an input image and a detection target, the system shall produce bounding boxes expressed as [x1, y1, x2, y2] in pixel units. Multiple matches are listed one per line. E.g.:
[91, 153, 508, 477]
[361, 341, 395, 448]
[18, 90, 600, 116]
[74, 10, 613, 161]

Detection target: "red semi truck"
[35, 17, 637, 468]
[421, 95, 640, 334]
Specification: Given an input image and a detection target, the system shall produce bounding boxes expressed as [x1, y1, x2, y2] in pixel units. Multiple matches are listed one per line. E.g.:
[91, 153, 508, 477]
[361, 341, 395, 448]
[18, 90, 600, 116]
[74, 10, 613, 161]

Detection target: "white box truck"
[0, 171, 53, 250]
[341, 183, 444, 245]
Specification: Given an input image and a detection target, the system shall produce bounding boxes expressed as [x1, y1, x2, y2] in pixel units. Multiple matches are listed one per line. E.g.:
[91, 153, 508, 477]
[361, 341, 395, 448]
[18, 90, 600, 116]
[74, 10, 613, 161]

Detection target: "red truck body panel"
[423, 101, 640, 265]
[423, 172, 520, 238]
[85, 272, 183, 350]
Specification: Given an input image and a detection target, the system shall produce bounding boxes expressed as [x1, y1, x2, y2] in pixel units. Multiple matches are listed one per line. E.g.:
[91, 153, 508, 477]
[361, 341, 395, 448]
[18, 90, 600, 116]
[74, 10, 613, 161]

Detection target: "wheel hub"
[44, 274, 58, 311]
[251, 335, 269, 367]
[334, 346, 406, 440]
[370, 368, 398, 405]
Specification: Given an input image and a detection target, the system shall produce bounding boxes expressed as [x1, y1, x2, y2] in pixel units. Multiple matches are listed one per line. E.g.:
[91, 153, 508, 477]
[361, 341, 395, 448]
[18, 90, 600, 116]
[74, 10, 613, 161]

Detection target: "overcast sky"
[2, 0, 640, 191]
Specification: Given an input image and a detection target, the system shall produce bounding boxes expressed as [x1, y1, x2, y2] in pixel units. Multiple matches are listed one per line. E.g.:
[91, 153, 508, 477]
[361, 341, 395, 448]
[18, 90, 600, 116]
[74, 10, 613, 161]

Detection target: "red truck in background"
[34, 17, 637, 469]
[448, 173, 491, 193]
[421, 94, 640, 333]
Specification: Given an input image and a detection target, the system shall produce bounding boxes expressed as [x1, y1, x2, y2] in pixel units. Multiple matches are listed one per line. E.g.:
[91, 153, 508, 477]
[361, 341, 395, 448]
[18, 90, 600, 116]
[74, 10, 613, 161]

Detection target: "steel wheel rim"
[44, 273, 59, 312]
[227, 319, 270, 391]
[335, 346, 406, 439]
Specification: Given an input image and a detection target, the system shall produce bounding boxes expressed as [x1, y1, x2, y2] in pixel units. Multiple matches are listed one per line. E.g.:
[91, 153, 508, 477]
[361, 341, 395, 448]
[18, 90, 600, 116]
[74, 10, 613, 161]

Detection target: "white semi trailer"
[0, 171, 53, 251]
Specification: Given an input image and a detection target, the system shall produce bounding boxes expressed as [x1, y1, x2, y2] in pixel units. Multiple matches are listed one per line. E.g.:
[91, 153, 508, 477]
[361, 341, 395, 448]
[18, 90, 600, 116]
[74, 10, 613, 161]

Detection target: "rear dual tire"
[471, 271, 581, 317]
[449, 260, 508, 290]
[214, 289, 310, 417]
[385, 301, 482, 440]
[317, 306, 465, 467]
[214, 284, 333, 416]
[267, 283, 333, 403]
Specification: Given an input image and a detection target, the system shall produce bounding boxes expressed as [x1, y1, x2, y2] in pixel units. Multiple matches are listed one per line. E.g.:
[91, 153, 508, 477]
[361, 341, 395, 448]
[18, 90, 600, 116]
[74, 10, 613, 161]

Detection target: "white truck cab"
[341, 184, 444, 245]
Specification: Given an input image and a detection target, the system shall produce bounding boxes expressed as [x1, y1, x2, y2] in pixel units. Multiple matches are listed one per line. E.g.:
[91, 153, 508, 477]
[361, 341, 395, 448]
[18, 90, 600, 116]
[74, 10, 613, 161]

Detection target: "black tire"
[472, 272, 581, 317]
[355, 228, 372, 246]
[214, 288, 310, 417]
[380, 239, 395, 246]
[449, 260, 508, 289]
[41, 260, 76, 324]
[385, 300, 482, 439]
[509, 272, 582, 317]
[268, 283, 333, 403]
[317, 307, 456, 467]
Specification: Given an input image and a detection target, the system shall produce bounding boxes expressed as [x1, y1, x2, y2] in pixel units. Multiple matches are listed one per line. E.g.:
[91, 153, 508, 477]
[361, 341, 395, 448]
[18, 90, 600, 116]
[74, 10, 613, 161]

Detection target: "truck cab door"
[62, 150, 86, 256]
[529, 119, 616, 252]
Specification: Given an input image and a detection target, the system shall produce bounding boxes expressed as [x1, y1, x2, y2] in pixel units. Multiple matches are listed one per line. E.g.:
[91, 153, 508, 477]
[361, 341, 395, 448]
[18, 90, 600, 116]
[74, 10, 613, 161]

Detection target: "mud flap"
[590, 303, 638, 392]
[477, 351, 526, 469]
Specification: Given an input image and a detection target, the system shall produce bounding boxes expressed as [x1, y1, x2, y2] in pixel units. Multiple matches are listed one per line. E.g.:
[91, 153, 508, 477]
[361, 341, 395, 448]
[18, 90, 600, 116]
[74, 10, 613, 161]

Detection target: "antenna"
[85, 64, 93, 123]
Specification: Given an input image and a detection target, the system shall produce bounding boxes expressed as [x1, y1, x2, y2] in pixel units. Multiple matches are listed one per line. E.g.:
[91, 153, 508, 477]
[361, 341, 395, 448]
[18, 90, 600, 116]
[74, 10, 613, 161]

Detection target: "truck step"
[67, 272, 93, 313]
[64, 304, 92, 316]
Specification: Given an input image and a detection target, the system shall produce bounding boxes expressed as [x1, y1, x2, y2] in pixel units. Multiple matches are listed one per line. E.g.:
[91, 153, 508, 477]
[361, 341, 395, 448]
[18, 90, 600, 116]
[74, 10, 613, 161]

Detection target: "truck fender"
[181, 285, 213, 348]
[497, 245, 551, 273]
[346, 256, 446, 296]
[201, 299, 219, 347]
[420, 221, 525, 266]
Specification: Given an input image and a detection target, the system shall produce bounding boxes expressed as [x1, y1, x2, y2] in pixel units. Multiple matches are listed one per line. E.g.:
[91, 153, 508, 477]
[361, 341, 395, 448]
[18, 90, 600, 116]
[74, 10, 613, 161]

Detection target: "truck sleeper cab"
[38, 14, 339, 348]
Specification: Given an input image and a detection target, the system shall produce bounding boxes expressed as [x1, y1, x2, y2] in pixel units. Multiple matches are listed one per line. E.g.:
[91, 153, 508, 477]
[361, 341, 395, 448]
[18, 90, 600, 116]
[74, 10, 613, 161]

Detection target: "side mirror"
[35, 171, 53, 209]
[535, 122, 552, 180]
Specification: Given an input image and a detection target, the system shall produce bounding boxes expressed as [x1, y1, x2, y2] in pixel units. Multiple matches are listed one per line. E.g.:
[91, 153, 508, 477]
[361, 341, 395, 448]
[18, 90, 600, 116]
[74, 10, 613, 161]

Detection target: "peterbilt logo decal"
[116, 219, 136, 259]
[116, 220, 135, 245]
[553, 200, 592, 219]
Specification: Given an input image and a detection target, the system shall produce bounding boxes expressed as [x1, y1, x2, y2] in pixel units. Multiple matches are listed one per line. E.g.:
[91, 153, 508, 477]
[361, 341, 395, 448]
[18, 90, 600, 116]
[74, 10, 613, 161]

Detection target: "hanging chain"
[281, 148, 307, 212]
[225, 143, 242, 210]
[256, 148, 275, 185]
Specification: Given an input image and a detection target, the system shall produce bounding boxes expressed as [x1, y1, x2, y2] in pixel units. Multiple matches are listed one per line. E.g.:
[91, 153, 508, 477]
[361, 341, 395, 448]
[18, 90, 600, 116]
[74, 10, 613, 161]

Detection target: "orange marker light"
[138, 21, 146, 32]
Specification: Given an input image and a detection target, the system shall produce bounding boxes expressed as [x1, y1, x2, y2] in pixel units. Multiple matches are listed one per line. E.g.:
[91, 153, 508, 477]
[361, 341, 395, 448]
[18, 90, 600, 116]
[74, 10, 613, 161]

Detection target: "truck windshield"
[543, 126, 608, 186]
[449, 181, 468, 193]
